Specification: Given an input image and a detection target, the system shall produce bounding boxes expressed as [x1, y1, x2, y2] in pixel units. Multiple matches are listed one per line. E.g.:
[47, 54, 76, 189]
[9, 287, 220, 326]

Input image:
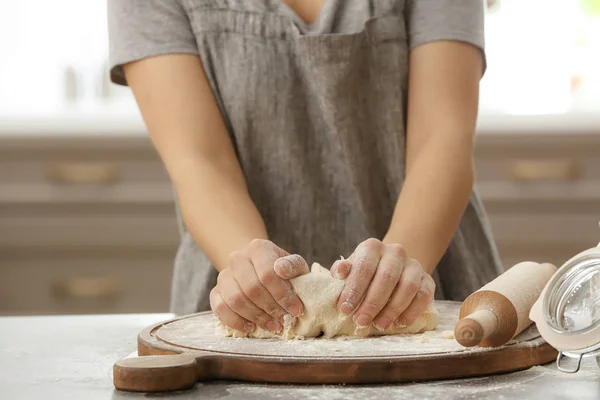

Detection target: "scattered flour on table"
[216, 362, 600, 400]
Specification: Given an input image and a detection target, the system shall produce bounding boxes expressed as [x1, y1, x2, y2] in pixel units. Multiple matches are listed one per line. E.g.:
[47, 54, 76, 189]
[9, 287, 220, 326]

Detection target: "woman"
[108, 0, 503, 335]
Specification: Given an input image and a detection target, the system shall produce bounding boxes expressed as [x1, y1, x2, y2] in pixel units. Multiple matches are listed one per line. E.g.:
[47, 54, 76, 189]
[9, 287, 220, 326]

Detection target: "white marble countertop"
[1, 313, 599, 400]
[0, 98, 598, 138]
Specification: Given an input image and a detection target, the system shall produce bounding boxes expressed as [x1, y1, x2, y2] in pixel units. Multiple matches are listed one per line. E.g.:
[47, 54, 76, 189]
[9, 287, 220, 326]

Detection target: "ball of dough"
[218, 263, 439, 339]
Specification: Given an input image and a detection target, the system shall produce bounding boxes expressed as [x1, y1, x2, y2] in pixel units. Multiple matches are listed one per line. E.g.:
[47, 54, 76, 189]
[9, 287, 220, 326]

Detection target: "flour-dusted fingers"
[249, 239, 304, 317]
[274, 254, 310, 280]
[210, 287, 255, 333]
[373, 258, 423, 328]
[217, 269, 282, 332]
[337, 238, 383, 315]
[330, 258, 352, 280]
[229, 250, 287, 322]
[397, 271, 435, 327]
[353, 244, 406, 329]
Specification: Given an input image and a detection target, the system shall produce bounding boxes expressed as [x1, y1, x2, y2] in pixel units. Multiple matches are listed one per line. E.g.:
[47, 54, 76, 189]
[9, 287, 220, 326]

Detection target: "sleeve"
[107, 0, 199, 86]
[405, 0, 487, 73]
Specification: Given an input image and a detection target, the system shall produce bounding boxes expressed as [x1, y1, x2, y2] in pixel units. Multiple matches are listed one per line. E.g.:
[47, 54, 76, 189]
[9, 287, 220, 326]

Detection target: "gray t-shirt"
[108, 0, 503, 315]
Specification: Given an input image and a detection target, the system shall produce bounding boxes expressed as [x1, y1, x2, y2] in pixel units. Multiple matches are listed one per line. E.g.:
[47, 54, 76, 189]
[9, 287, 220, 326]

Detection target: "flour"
[156, 301, 544, 358]
[214, 364, 578, 400]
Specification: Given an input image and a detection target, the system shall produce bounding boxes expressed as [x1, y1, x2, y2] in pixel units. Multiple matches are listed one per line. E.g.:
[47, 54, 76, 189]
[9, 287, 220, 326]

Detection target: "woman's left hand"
[331, 238, 435, 331]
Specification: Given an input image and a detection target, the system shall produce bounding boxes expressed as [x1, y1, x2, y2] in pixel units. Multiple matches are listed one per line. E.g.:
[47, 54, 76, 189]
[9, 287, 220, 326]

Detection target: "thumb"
[274, 254, 310, 279]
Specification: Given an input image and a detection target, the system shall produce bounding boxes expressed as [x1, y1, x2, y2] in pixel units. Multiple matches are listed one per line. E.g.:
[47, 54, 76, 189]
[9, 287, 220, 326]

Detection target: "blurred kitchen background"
[1, 0, 599, 316]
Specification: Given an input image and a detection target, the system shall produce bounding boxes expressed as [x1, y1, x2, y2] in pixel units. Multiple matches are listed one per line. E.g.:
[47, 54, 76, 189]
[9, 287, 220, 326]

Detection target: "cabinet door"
[475, 132, 600, 270]
[0, 251, 175, 315]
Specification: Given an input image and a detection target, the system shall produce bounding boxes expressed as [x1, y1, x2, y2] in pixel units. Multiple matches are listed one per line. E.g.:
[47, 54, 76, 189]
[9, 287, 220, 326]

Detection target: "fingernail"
[395, 318, 407, 328]
[276, 258, 292, 270]
[355, 314, 370, 327]
[289, 304, 302, 317]
[273, 310, 286, 322]
[374, 317, 391, 331]
[244, 322, 255, 332]
[340, 302, 353, 315]
[266, 320, 281, 332]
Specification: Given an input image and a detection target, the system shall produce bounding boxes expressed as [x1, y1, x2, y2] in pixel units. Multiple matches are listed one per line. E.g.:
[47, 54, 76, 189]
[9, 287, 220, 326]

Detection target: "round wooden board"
[133, 301, 558, 385]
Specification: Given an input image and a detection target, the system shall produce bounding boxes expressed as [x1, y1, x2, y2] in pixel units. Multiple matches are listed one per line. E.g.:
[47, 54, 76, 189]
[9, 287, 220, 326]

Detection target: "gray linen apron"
[108, 0, 504, 315]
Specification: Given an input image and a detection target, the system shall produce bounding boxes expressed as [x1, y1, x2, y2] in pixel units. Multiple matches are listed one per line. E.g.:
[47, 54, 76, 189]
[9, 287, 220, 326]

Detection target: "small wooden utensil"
[455, 261, 557, 348]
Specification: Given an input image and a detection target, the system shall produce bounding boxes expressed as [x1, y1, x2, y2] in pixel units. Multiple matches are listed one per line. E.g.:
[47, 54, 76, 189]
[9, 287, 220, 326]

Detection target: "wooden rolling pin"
[455, 261, 557, 348]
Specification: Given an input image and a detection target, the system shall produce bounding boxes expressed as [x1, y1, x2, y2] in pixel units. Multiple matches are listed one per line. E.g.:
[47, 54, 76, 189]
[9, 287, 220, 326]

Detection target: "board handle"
[113, 354, 198, 392]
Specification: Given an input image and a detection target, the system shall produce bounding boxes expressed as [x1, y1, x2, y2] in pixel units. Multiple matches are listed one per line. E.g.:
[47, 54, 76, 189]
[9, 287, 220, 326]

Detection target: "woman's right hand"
[210, 239, 310, 334]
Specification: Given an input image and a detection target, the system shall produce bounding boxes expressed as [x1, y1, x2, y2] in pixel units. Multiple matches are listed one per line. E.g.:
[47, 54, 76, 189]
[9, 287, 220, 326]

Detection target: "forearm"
[383, 137, 475, 275]
[122, 54, 268, 272]
[173, 157, 268, 272]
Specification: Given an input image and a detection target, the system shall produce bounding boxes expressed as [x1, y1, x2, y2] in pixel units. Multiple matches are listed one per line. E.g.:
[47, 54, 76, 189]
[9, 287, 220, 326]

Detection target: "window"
[0, 0, 598, 117]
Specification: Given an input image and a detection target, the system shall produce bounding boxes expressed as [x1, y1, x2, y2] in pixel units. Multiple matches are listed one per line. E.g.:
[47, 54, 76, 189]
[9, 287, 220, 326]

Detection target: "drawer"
[0, 252, 176, 315]
[495, 243, 589, 271]
[0, 181, 175, 205]
[475, 157, 600, 183]
[0, 160, 170, 184]
[474, 133, 600, 204]
[0, 214, 180, 249]
[475, 156, 600, 203]
[486, 212, 599, 248]
[0, 159, 174, 206]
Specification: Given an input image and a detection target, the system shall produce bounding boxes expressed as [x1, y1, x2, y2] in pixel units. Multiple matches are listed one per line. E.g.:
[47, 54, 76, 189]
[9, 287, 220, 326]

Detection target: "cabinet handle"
[46, 162, 121, 184]
[52, 276, 123, 300]
[509, 159, 582, 182]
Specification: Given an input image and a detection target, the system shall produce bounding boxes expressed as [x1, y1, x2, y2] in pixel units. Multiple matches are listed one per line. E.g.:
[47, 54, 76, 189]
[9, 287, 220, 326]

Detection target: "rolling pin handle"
[455, 309, 498, 347]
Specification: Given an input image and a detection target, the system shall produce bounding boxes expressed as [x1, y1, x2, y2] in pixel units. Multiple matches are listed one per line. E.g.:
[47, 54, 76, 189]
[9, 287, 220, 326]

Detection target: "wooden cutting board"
[114, 301, 557, 392]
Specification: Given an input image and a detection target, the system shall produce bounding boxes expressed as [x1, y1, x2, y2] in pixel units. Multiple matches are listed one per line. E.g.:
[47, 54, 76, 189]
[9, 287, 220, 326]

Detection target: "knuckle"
[345, 287, 364, 304]
[363, 238, 382, 251]
[245, 283, 263, 300]
[216, 269, 230, 285]
[209, 289, 220, 309]
[419, 281, 435, 299]
[406, 279, 421, 294]
[253, 314, 267, 326]
[275, 293, 294, 307]
[361, 301, 382, 315]
[407, 258, 423, 271]
[214, 302, 228, 315]
[258, 269, 277, 286]
[268, 308, 285, 319]
[387, 243, 406, 259]
[227, 250, 242, 266]
[380, 266, 401, 283]
[211, 295, 227, 315]
[226, 293, 246, 310]
[248, 238, 267, 252]
[355, 259, 375, 280]
[421, 275, 435, 297]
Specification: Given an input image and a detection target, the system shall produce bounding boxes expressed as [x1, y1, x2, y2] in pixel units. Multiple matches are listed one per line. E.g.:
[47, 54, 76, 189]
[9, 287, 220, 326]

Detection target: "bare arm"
[124, 54, 267, 272]
[124, 54, 308, 332]
[383, 40, 483, 274]
[332, 41, 482, 331]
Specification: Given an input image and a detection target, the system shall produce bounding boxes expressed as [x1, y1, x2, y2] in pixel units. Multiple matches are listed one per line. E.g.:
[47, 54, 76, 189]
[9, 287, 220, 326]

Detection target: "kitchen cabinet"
[1, 112, 599, 315]
[475, 127, 600, 269]
[0, 133, 179, 315]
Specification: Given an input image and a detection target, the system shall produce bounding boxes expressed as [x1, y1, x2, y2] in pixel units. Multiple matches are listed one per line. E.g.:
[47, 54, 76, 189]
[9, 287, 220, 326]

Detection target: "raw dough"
[218, 262, 439, 339]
